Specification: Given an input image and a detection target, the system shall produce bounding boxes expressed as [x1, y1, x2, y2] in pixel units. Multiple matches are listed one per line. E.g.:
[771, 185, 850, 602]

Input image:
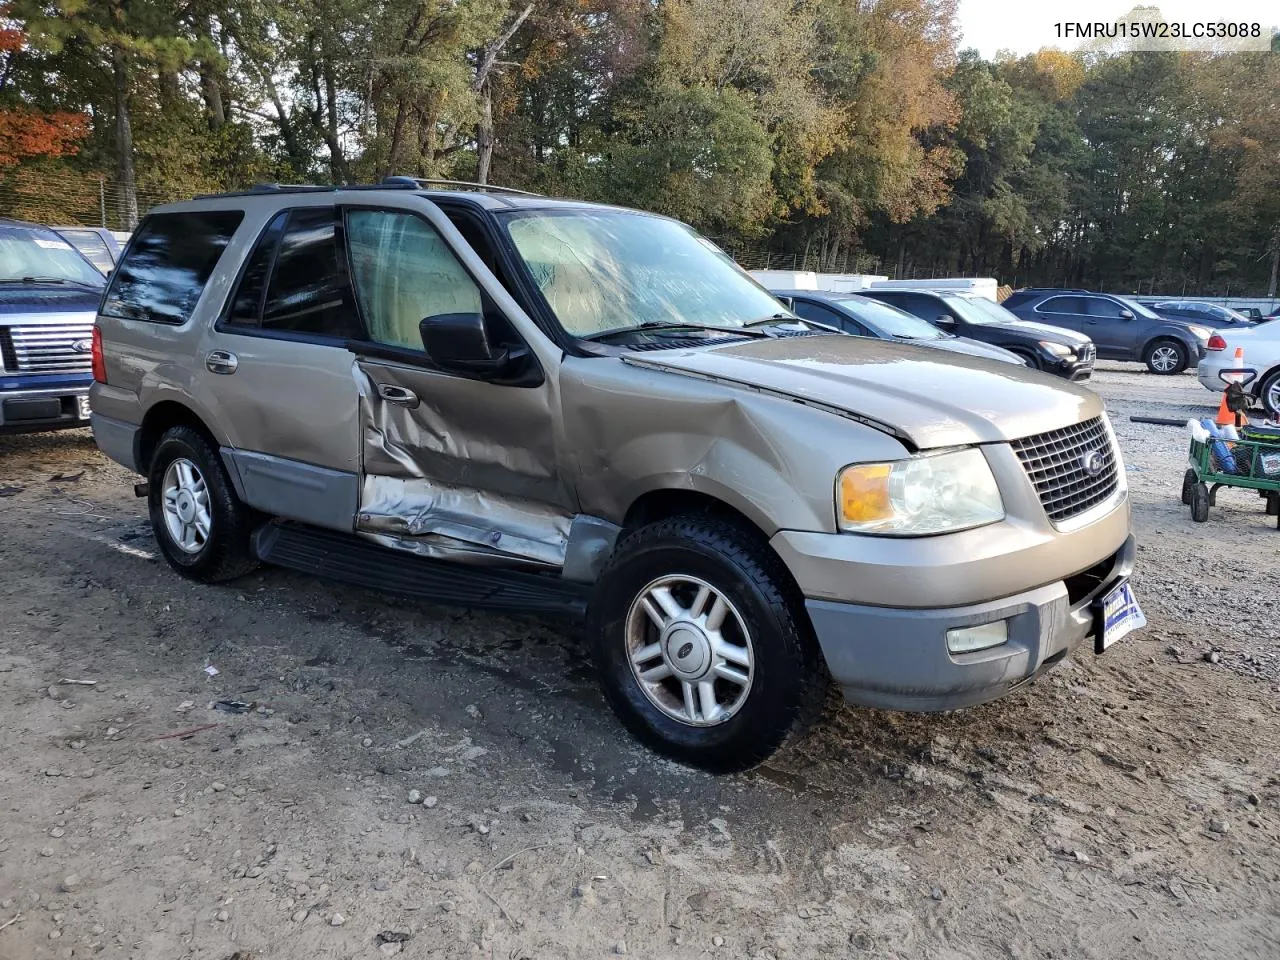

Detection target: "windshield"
[939, 294, 1018, 326]
[1114, 296, 1161, 320]
[0, 225, 104, 286]
[500, 210, 784, 337]
[1157, 302, 1249, 323]
[835, 296, 944, 339]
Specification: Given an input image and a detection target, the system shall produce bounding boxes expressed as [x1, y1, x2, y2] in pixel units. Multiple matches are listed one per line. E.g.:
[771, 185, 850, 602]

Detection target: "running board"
[252, 523, 589, 616]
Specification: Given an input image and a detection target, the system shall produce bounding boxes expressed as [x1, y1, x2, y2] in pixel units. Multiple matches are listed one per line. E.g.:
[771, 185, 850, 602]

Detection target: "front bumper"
[806, 534, 1136, 711]
[0, 381, 92, 434]
[1045, 355, 1094, 381]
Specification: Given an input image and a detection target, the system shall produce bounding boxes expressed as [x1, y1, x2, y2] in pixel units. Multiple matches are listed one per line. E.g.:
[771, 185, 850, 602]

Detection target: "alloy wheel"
[161, 457, 212, 554]
[1149, 345, 1181, 373]
[624, 574, 754, 726]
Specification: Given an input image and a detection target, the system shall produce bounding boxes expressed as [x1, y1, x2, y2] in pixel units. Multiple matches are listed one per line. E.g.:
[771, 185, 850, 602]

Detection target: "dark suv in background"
[1142, 300, 1256, 329]
[860, 288, 1095, 381]
[1002, 288, 1210, 375]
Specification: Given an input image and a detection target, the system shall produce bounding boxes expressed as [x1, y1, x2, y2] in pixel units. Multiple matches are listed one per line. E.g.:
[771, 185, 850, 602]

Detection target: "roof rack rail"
[381, 175, 543, 197]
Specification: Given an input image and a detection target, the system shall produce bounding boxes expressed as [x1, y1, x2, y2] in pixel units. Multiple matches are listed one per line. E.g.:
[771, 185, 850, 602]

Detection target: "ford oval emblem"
[1081, 449, 1106, 477]
[71, 339, 93, 354]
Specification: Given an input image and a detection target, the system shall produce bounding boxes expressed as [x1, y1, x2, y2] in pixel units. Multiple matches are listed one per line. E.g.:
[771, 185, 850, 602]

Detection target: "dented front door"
[340, 198, 575, 569]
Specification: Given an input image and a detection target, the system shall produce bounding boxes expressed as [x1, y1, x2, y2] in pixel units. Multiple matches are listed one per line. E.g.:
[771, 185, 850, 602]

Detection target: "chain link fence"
[0, 169, 183, 231]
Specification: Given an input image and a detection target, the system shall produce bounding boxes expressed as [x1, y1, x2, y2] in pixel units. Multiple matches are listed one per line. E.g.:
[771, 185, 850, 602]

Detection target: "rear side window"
[102, 211, 243, 324]
[1039, 296, 1084, 314]
[223, 207, 362, 340]
[227, 213, 287, 326]
[791, 300, 849, 330]
[874, 292, 934, 319]
[261, 208, 361, 339]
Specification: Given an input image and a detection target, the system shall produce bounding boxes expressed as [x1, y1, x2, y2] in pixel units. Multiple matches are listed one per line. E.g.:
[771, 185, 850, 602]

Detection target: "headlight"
[1187, 325, 1211, 340]
[836, 448, 1005, 536]
[1038, 340, 1073, 358]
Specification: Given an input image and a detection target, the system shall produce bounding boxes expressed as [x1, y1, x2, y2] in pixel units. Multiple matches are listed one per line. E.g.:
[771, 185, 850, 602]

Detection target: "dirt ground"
[1, 364, 1278, 960]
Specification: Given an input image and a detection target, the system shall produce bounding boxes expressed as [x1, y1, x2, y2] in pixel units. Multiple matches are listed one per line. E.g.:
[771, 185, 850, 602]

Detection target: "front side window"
[102, 211, 243, 324]
[500, 210, 783, 338]
[1084, 297, 1127, 319]
[836, 296, 944, 339]
[259, 207, 361, 339]
[346, 209, 483, 349]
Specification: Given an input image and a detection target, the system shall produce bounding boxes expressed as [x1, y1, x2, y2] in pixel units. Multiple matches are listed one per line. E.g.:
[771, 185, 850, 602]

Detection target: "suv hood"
[623, 335, 1102, 449]
[925, 336, 1024, 364]
[0, 285, 102, 317]
[998, 318, 1091, 345]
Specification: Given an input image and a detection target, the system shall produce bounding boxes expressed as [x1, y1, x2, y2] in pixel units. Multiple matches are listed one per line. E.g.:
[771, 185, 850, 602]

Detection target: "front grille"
[1011, 416, 1119, 523]
[1, 323, 94, 373]
[1079, 343, 1096, 363]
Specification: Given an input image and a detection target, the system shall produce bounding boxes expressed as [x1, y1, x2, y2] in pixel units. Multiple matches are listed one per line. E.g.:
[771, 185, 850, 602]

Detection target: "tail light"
[91, 325, 107, 383]
[1206, 334, 1227, 352]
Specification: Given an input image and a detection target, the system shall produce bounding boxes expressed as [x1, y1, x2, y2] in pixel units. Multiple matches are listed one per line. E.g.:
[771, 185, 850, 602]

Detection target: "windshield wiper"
[742, 316, 829, 335]
[0, 276, 97, 288]
[582, 320, 770, 342]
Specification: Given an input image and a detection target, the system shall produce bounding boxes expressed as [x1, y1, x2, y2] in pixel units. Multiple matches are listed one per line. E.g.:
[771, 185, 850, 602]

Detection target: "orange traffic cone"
[1216, 390, 1235, 426]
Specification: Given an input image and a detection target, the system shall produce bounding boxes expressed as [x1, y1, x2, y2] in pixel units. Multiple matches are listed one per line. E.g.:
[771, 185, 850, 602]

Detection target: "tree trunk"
[476, 83, 494, 185]
[200, 64, 226, 129]
[324, 63, 348, 183]
[112, 46, 138, 230]
[1269, 228, 1279, 299]
[199, 16, 226, 129]
[158, 68, 180, 110]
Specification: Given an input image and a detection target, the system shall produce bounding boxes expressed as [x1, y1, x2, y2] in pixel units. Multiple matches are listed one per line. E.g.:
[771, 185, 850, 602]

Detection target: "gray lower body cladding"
[807, 535, 1136, 711]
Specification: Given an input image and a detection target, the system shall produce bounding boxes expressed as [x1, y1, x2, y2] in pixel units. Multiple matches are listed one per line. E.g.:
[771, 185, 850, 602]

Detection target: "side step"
[253, 523, 590, 616]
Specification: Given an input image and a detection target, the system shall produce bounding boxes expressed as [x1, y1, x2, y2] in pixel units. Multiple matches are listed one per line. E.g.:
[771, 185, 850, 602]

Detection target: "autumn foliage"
[0, 109, 88, 166]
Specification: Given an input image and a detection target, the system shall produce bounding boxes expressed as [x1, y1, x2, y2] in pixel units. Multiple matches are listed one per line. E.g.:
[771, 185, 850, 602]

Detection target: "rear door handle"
[205, 350, 238, 375]
[377, 383, 419, 407]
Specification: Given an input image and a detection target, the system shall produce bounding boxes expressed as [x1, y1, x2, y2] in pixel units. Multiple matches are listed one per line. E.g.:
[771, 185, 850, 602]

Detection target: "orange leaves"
[0, 110, 89, 166]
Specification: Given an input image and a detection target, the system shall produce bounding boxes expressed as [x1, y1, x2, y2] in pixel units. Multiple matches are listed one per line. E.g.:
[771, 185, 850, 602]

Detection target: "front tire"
[1190, 482, 1210, 523]
[1144, 339, 1187, 375]
[588, 515, 827, 774]
[148, 425, 258, 582]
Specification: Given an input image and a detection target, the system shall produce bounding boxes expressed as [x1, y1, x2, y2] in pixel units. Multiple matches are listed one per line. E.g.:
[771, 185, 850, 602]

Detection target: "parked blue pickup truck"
[0, 219, 106, 434]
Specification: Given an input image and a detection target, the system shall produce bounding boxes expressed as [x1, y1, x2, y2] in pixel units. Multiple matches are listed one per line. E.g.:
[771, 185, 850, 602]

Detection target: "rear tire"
[1259, 369, 1280, 418]
[148, 425, 258, 582]
[588, 515, 827, 774]
[1144, 339, 1187, 375]
[1190, 482, 1210, 523]
[1181, 469, 1197, 506]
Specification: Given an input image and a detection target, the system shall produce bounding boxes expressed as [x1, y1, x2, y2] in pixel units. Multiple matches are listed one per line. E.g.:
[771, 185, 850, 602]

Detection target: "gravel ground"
[0, 363, 1277, 960]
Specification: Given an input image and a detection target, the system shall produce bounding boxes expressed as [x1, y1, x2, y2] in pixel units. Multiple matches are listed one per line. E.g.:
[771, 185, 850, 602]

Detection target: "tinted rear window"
[102, 211, 243, 324]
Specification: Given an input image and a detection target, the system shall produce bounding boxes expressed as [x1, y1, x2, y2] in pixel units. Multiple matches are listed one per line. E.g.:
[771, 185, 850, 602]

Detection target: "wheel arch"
[136, 400, 220, 475]
[1142, 334, 1191, 370]
[618, 486, 811, 608]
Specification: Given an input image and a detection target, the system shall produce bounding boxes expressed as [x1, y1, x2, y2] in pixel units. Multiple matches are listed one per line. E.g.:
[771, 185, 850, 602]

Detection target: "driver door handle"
[205, 350, 238, 375]
[377, 383, 420, 407]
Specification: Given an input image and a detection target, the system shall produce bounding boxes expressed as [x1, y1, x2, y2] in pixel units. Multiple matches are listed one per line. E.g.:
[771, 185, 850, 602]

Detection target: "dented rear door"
[338, 196, 576, 569]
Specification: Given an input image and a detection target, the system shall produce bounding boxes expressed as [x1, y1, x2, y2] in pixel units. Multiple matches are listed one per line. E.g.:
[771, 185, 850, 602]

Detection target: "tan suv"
[89, 180, 1143, 772]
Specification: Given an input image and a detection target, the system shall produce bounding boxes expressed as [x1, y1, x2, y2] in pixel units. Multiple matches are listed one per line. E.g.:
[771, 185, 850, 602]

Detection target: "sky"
[957, 0, 1279, 58]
